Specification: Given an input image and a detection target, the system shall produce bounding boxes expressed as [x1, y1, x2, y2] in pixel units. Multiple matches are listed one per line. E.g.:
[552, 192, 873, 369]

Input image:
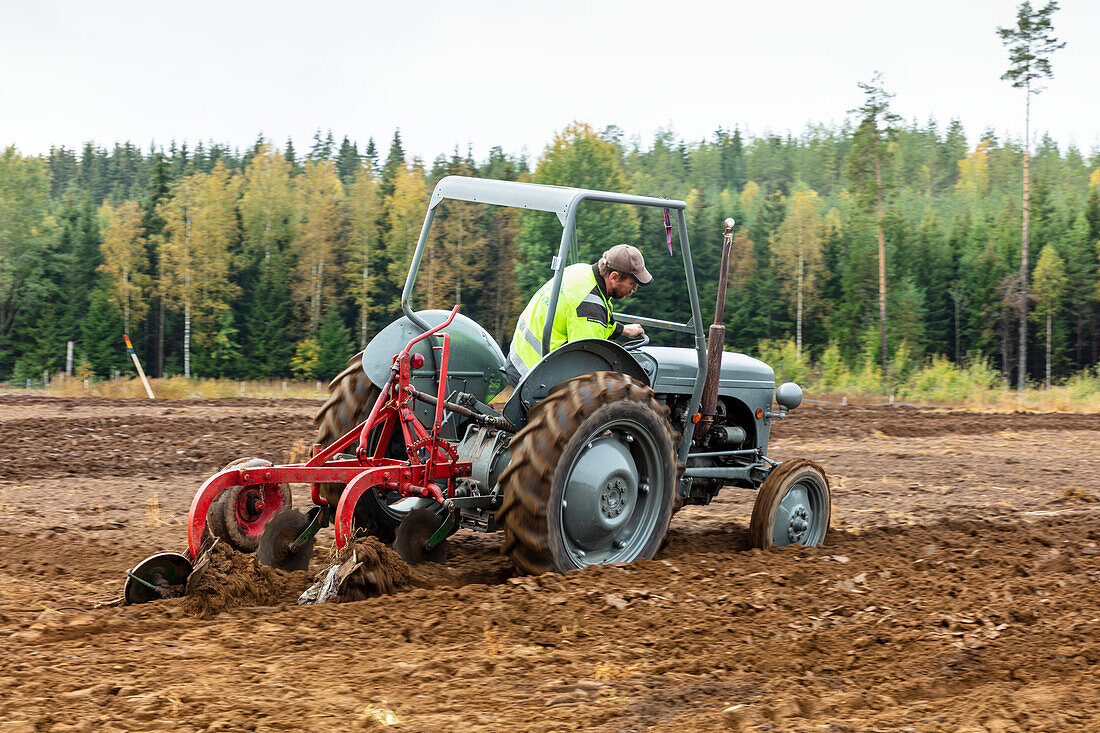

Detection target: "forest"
[2, 112, 1099, 389]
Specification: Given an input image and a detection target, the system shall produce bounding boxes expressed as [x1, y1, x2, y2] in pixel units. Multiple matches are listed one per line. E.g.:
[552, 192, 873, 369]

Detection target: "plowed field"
[0, 396, 1097, 732]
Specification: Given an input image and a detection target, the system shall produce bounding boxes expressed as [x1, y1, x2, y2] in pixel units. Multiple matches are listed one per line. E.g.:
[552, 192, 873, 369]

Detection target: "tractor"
[124, 176, 830, 602]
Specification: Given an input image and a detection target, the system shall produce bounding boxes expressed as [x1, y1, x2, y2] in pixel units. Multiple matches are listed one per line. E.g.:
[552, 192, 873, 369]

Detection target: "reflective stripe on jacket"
[507, 263, 617, 378]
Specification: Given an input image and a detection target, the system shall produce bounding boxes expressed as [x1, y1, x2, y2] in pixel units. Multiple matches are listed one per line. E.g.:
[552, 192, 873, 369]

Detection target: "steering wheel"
[622, 333, 649, 351]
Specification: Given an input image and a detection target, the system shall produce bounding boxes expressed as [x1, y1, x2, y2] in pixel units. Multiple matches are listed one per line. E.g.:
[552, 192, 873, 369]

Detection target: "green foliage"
[290, 338, 321, 380]
[3, 119, 1099, 390]
[754, 339, 811, 386]
[896, 355, 1000, 402]
[516, 122, 639, 297]
[193, 310, 244, 378]
[316, 307, 354, 381]
[997, 2, 1065, 92]
[80, 288, 127, 377]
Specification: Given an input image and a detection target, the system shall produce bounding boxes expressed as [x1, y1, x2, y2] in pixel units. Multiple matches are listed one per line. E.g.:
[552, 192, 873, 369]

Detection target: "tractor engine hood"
[633, 346, 775, 393]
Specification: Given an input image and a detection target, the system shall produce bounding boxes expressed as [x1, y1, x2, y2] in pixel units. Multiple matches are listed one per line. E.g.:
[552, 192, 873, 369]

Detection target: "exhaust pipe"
[699, 218, 736, 433]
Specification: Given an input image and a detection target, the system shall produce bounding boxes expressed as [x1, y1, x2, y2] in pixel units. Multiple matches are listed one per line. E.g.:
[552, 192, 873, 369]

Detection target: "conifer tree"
[336, 137, 361, 187]
[0, 149, 57, 357]
[81, 287, 127, 377]
[847, 72, 900, 377]
[316, 306, 354, 380]
[998, 0, 1065, 391]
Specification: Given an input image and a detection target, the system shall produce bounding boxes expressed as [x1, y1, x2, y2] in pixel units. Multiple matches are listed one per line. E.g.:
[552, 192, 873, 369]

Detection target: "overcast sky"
[2, 0, 1097, 163]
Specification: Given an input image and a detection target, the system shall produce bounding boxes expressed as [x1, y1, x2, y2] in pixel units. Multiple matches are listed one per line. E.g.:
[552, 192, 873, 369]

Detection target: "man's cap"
[602, 244, 653, 285]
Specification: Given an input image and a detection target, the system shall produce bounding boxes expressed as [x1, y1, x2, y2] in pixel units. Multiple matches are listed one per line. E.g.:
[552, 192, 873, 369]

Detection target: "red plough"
[186, 305, 471, 560]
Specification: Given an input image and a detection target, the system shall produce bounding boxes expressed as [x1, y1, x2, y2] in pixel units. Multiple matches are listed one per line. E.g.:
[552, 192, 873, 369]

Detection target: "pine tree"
[998, 0, 1065, 390]
[245, 254, 294, 377]
[336, 137, 361, 187]
[316, 306, 354, 381]
[380, 130, 406, 199]
[847, 71, 900, 377]
[81, 287, 127, 377]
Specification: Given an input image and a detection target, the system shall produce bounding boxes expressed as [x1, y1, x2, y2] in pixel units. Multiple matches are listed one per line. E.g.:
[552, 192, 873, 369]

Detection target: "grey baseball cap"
[602, 244, 653, 285]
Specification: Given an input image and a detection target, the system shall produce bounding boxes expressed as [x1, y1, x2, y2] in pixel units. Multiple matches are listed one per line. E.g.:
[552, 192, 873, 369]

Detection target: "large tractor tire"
[498, 372, 677, 574]
[313, 352, 417, 544]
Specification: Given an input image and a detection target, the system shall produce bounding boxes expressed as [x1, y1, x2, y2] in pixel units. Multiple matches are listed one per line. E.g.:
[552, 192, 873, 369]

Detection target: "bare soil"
[0, 395, 1097, 731]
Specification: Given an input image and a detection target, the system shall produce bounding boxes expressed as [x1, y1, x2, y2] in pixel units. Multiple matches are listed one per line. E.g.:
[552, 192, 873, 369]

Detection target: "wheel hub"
[601, 478, 629, 519]
[786, 505, 811, 543]
[562, 435, 638, 548]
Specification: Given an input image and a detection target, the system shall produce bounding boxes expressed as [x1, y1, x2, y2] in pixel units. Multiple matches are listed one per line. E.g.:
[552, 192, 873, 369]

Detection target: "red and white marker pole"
[123, 334, 156, 399]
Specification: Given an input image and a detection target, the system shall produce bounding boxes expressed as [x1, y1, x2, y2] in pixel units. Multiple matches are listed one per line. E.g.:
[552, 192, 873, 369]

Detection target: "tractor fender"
[361, 310, 509, 430]
[502, 338, 651, 429]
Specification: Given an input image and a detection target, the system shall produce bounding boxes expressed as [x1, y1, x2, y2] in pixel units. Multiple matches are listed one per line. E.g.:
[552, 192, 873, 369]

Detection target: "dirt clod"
[183, 541, 310, 618]
[332, 536, 411, 601]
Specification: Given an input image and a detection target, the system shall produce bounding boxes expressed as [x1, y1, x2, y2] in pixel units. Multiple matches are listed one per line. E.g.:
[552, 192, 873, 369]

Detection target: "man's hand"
[622, 323, 645, 339]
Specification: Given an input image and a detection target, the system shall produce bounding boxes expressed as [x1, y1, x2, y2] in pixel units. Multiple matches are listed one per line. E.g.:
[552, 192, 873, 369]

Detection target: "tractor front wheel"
[748, 458, 831, 549]
[498, 372, 677, 574]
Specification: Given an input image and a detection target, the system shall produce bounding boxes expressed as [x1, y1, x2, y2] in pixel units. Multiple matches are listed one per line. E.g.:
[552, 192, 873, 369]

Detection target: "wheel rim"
[232, 483, 285, 538]
[559, 419, 665, 568]
[771, 475, 829, 547]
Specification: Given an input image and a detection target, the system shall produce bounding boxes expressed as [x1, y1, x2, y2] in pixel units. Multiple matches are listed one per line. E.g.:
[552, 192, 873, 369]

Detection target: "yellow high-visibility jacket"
[507, 263, 623, 379]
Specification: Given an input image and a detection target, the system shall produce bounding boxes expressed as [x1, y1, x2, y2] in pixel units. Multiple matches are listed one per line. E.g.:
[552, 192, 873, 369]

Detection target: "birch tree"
[1031, 243, 1065, 388]
[773, 186, 824, 355]
[292, 160, 345, 335]
[97, 201, 149, 334]
[345, 163, 382, 348]
[158, 163, 239, 377]
[240, 145, 296, 262]
[382, 163, 428, 313]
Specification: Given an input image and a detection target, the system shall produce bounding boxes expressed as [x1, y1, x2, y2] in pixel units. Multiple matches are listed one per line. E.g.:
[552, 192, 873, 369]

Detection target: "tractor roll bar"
[400, 176, 709, 462]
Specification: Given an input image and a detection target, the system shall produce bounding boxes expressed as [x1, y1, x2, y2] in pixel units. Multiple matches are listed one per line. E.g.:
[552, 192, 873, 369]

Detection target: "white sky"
[2, 0, 1097, 163]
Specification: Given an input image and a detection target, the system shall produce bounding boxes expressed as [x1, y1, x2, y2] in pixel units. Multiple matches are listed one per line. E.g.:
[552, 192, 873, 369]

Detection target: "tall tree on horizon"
[998, 0, 1065, 391]
[847, 72, 900, 380]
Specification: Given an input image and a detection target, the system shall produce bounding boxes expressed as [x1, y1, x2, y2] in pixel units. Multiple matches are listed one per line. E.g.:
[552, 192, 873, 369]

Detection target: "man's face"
[608, 271, 638, 299]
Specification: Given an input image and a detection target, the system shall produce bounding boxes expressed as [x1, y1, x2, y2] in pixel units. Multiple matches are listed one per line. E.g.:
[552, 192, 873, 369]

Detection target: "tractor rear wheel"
[748, 458, 831, 549]
[314, 352, 412, 544]
[498, 372, 677, 574]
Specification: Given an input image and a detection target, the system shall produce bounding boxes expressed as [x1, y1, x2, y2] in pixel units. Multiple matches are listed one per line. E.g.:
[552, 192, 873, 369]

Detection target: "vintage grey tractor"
[127, 175, 830, 604]
[301, 176, 830, 573]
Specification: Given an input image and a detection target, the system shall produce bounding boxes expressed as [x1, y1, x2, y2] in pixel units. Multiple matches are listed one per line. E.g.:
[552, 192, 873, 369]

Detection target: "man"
[505, 244, 650, 385]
